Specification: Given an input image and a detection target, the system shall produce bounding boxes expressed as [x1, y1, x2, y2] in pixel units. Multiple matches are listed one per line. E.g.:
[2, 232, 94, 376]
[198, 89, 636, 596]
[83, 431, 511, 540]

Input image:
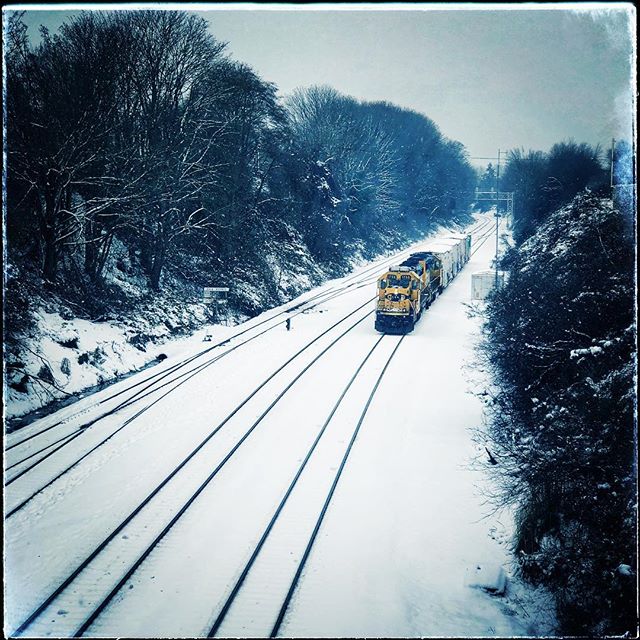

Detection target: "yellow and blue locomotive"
[374, 233, 471, 334]
[374, 252, 442, 333]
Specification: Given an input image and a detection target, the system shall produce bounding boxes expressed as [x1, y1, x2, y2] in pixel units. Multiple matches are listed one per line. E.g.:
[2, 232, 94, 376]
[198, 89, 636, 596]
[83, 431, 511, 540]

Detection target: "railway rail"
[4, 257, 404, 480]
[208, 335, 405, 638]
[6, 218, 492, 512]
[5, 291, 377, 519]
[11, 301, 377, 636]
[7, 214, 495, 637]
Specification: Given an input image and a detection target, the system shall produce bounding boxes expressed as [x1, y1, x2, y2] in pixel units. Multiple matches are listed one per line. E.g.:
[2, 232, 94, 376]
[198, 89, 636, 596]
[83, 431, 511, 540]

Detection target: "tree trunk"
[84, 217, 98, 279]
[42, 229, 58, 284]
[149, 220, 167, 291]
[41, 177, 60, 284]
[149, 246, 165, 291]
[140, 220, 153, 274]
[95, 233, 114, 281]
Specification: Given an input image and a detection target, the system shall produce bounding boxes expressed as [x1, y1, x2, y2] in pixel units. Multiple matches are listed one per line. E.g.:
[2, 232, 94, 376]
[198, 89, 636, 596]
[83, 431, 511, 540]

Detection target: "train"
[374, 232, 472, 333]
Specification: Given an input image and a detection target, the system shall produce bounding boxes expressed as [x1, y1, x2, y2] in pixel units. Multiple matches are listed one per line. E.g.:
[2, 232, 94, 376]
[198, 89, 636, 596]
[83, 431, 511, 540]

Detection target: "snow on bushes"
[478, 192, 636, 635]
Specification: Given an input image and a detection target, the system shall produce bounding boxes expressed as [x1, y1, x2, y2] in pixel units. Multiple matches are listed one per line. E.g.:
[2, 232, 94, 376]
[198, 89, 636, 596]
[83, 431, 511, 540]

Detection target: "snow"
[5, 300, 212, 423]
[4, 212, 556, 637]
[570, 346, 604, 358]
[464, 563, 507, 595]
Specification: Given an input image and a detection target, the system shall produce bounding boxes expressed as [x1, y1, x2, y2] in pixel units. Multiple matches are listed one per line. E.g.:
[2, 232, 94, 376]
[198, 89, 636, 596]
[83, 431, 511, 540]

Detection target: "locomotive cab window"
[379, 279, 387, 289]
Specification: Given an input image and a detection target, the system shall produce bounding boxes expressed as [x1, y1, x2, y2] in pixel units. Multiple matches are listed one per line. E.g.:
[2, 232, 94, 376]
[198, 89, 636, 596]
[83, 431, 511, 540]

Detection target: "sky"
[8, 3, 636, 167]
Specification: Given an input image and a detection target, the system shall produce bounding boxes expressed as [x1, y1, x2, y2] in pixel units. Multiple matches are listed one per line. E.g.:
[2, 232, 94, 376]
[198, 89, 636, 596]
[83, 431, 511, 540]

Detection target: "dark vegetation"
[500, 141, 609, 243]
[479, 142, 636, 635]
[4, 9, 475, 344]
[475, 162, 497, 212]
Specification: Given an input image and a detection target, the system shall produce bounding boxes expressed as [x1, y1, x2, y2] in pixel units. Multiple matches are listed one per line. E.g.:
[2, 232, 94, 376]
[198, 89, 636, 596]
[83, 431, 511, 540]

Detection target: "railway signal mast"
[203, 287, 230, 339]
[473, 150, 514, 288]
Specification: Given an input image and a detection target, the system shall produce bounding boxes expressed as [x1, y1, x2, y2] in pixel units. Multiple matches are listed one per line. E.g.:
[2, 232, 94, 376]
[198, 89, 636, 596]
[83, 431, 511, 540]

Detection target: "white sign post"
[203, 287, 230, 302]
[203, 287, 230, 340]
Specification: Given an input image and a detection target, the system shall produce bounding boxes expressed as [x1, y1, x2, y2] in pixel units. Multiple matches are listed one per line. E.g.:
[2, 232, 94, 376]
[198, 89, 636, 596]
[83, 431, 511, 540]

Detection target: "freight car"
[443, 233, 472, 262]
[374, 232, 471, 333]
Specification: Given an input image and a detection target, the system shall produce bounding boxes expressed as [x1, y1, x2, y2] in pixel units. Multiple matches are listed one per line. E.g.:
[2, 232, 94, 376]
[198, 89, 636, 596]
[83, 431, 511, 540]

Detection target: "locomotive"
[374, 233, 471, 333]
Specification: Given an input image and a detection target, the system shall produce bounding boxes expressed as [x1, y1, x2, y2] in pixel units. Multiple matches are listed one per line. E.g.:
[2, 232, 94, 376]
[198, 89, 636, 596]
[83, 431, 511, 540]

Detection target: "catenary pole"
[495, 149, 501, 286]
[610, 138, 615, 189]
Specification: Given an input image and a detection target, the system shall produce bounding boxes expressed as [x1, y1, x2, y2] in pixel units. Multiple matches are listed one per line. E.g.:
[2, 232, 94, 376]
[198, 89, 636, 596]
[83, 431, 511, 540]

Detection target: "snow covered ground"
[5, 285, 212, 423]
[4, 212, 557, 637]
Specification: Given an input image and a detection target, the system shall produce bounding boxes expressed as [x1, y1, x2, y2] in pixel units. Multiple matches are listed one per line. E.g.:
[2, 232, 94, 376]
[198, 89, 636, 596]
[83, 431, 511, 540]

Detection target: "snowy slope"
[4, 212, 556, 637]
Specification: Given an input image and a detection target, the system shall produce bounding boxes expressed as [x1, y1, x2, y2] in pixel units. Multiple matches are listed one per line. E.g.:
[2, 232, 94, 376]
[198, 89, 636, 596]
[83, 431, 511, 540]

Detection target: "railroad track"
[6, 217, 492, 500]
[470, 218, 500, 257]
[3, 268, 409, 510]
[7, 214, 493, 635]
[208, 334, 405, 638]
[4, 282, 357, 486]
[4, 257, 399, 476]
[10, 300, 379, 636]
[14, 333, 405, 638]
[6, 275, 366, 455]
[4, 289, 381, 519]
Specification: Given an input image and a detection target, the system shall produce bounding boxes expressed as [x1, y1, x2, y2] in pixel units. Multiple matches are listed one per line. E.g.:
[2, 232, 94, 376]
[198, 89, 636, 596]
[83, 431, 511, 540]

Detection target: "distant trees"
[280, 89, 476, 265]
[475, 163, 497, 212]
[283, 87, 398, 259]
[479, 191, 636, 634]
[479, 163, 496, 189]
[5, 10, 475, 326]
[501, 141, 606, 244]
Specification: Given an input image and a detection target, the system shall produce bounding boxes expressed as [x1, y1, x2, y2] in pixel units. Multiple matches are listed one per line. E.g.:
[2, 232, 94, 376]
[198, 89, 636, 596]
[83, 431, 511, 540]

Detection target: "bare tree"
[6, 12, 143, 284]
[111, 10, 227, 289]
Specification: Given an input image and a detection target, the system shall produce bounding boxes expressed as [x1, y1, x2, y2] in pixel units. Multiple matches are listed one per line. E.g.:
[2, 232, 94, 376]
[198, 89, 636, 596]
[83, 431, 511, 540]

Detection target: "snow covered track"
[6, 214, 521, 638]
[210, 335, 405, 638]
[5, 230, 453, 496]
[8, 300, 378, 637]
[470, 220, 498, 257]
[72, 312, 380, 638]
[4, 265, 402, 516]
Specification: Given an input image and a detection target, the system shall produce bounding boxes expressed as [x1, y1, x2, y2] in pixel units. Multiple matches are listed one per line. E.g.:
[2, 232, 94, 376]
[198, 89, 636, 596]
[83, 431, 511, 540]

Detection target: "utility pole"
[495, 149, 501, 287]
[471, 153, 513, 289]
[610, 138, 616, 189]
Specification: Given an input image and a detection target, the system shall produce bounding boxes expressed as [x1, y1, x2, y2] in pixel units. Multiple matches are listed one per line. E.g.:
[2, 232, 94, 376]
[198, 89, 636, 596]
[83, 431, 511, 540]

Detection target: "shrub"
[479, 192, 636, 634]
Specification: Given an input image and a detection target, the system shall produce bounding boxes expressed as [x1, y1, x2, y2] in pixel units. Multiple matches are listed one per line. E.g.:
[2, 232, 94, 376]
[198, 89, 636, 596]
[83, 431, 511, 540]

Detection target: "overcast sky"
[11, 4, 636, 166]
